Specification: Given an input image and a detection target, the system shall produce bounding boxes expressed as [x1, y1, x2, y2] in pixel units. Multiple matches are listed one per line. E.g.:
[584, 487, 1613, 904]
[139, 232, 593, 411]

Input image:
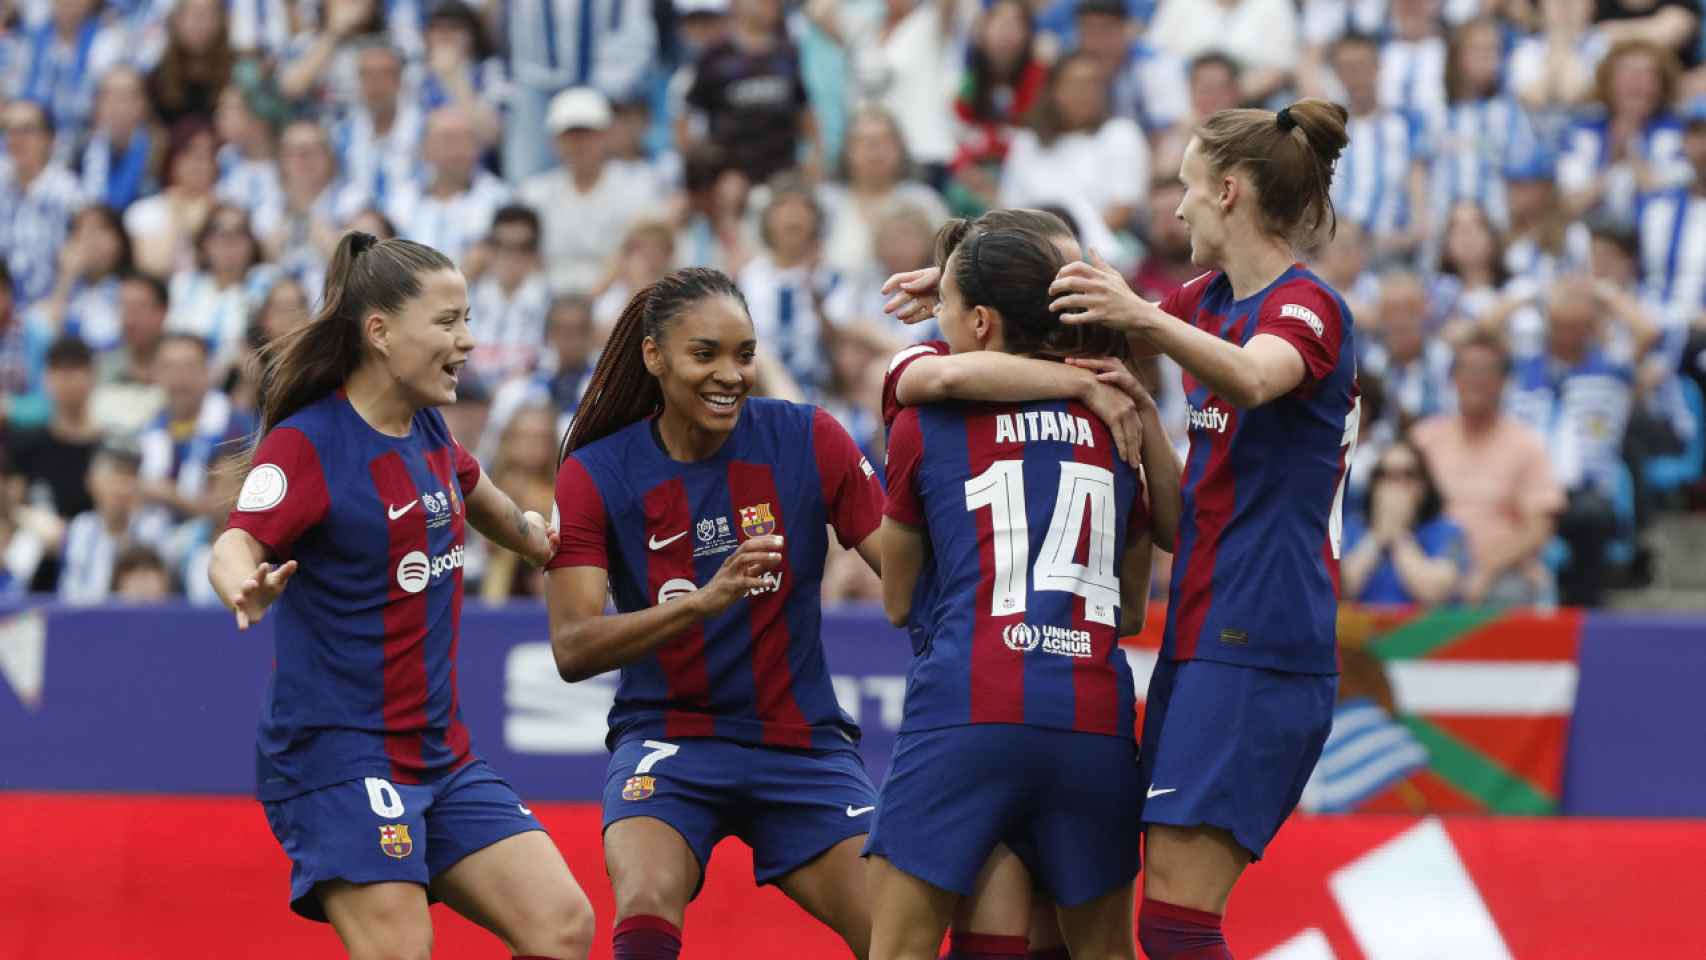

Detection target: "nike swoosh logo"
[845, 804, 875, 817]
[1146, 787, 1177, 799]
[649, 531, 688, 550]
[388, 500, 418, 520]
[518, 803, 533, 816]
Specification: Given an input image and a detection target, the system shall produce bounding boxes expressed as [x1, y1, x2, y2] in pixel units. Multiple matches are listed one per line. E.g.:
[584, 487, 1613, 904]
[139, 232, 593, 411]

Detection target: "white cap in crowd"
[546, 88, 614, 134]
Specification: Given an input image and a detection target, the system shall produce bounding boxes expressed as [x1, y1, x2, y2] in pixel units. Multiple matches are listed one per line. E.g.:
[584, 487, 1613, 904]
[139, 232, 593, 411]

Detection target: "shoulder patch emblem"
[237, 464, 288, 512]
[1280, 303, 1325, 337]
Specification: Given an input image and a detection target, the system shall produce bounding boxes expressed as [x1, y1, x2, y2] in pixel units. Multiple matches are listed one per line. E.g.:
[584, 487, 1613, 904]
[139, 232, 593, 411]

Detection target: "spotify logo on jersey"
[396, 546, 465, 594]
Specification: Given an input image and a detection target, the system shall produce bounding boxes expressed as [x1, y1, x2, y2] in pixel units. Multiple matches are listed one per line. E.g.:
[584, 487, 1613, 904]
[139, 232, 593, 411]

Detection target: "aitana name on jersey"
[994, 411, 1097, 448]
[1186, 404, 1231, 434]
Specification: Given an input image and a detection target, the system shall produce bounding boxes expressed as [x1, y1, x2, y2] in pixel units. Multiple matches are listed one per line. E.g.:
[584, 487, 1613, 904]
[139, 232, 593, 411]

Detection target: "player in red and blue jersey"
[208, 233, 594, 960]
[869, 222, 1168, 960]
[1048, 100, 1357, 959]
[880, 208, 1181, 960]
[546, 268, 884, 960]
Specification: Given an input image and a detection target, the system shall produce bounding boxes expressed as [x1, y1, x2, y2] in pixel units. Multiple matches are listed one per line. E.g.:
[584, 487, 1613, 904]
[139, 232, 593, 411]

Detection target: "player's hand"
[230, 560, 297, 630]
[1049, 250, 1155, 335]
[882, 266, 941, 325]
[521, 509, 558, 567]
[695, 536, 784, 617]
[1067, 357, 1147, 469]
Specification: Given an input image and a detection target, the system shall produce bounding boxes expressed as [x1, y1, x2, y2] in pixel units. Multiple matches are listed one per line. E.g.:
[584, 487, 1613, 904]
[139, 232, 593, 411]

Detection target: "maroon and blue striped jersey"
[227, 393, 482, 801]
[885, 397, 1147, 738]
[1159, 266, 1360, 675]
[549, 398, 883, 750]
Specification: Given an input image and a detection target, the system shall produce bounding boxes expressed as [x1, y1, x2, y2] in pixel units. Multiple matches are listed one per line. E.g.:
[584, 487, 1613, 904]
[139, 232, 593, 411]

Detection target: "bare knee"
[513, 886, 597, 960]
[344, 924, 432, 960]
[611, 871, 692, 927]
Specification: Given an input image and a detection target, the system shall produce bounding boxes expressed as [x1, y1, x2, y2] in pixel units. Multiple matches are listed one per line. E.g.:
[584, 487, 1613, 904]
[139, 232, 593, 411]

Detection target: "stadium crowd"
[1, 0, 1704, 609]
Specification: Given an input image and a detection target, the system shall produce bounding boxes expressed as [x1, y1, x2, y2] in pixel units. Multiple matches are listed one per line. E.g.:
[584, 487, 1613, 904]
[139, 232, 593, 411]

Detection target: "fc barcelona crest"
[622, 775, 656, 801]
[379, 823, 413, 859]
[739, 503, 776, 538]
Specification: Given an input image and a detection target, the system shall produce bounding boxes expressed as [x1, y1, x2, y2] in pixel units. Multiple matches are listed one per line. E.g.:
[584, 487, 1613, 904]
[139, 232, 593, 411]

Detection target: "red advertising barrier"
[4, 794, 1705, 959]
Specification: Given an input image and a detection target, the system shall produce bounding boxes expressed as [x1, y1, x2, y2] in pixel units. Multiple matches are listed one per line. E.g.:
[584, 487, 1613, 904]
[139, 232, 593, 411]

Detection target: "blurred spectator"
[229, 0, 295, 58]
[3, 335, 99, 591]
[213, 83, 284, 227]
[343, 207, 397, 240]
[1431, 17, 1541, 235]
[29, 204, 132, 355]
[1413, 332, 1564, 606]
[1380, 0, 1448, 131]
[824, 199, 938, 347]
[1507, 276, 1636, 604]
[80, 66, 161, 212]
[1433, 201, 1511, 337]
[1502, 144, 1591, 311]
[168, 447, 243, 605]
[738, 177, 832, 395]
[1311, 218, 1381, 327]
[1510, 0, 1606, 115]
[1364, 271, 1455, 423]
[946, 0, 1044, 215]
[1636, 96, 1706, 324]
[10, 0, 127, 161]
[819, 105, 948, 277]
[124, 117, 219, 276]
[1074, 0, 1188, 133]
[808, 0, 966, 184]
[2, 99, 86, 307]
[1594, 0, 1701, 69]
[146, 0, 234, 128]
[1149, 0, 1298, 102]
[671, 141, 752, 275]
[478, 402, 557, 602]
[57, 438, 169, 605]
[166, 203, 272, 372]
[90, 272, 169, 438]
[1559, 39, 1690, 228]
[112, 543, 173, 601]
[1153, 52, 1245, 175]
[1341, 439, 1469, 607]
[520, 87, 656, 294]
[251, 272, 310, 335]
[256, 119, 346, 294]
[137, 332, 253, 523]
[278, 0, 400, 110]
[468, 204, 551, 384]
[331, 42, 424, 218]
[504, 0, 657, 180]
[683, 0, 819, 186]
[609, 96, 675, 195]
[1130, 177, 1198, 301]
[418, 1, 505, 149]
[383, 105, 511, 267]
[999, 51, 1148, 261]
[1330, 32, 1430, 263]
[485, 294, 597, 460]
[592, 218, 676, 334]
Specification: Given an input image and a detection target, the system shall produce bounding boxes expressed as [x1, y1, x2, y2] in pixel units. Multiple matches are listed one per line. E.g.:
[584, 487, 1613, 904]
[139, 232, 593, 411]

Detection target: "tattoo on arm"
[511, 504, 529, 544]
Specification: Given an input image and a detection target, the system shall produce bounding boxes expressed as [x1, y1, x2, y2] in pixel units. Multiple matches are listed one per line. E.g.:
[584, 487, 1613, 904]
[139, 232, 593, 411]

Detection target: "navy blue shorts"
[1139, 659, 1336, 860]
[601, 736, 877, 895]
[865, 724, 1143, 907]
[261, 760, 545, 921]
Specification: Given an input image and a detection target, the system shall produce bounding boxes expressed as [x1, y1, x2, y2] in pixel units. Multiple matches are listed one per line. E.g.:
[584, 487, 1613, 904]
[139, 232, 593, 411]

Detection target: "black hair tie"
[966, 230, 990, 302]
[1276, 107, 1297, 132]
[348, 231, 378, 256]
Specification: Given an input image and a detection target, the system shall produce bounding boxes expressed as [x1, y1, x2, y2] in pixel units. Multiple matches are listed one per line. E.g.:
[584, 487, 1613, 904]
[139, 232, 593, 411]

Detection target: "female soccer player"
[546, 267, 884, 960]
[1047, 99, 1358, 959]
[870, 221, 1158, 960]
[208, 232, 594, 960]
[880, 207, 1180, 960]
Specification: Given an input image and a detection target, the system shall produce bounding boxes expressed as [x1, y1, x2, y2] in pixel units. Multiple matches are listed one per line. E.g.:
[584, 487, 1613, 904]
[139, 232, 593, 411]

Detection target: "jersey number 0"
[964, 460, 1120, 627]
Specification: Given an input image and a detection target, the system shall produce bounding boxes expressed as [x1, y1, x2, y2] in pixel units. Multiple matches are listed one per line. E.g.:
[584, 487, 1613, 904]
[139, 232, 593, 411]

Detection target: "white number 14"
[964, 460, 1120, 626]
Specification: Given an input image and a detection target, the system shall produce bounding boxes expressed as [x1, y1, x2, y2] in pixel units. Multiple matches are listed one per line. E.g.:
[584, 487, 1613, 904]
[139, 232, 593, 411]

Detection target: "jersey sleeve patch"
[224, 427, 331, 558]
[1256, 280, 1345, 387]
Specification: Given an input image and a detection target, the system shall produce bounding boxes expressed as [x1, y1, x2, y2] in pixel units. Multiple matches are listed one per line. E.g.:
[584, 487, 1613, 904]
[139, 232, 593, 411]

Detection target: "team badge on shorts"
[739, 503, 776, 538]
[379, 824, 413, 859]
[621, 775, 656, 801]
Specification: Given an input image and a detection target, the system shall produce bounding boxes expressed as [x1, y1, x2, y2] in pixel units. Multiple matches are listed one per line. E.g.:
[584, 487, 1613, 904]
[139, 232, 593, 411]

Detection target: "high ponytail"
[561, 266, 749, 460]
[239, 231, 453, 469]
[1195, 98, 1350, 251]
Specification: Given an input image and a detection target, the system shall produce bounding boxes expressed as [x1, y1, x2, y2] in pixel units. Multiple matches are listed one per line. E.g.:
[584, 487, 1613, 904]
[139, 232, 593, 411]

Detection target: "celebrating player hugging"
[545, 267, 885, 959]
[209, 233, 594, 960]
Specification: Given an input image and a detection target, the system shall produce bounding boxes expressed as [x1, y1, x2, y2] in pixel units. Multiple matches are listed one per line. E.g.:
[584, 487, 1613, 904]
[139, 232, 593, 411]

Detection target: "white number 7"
[636, 740, 679, 774]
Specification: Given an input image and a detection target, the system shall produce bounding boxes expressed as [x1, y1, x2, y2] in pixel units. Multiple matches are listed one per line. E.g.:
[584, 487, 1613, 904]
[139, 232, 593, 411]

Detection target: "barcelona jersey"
[1158, 266, 1360, 675]
[550, 399, 884, 750]
[227, 393, 483, 801]
[885, 396, 1147, 738]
